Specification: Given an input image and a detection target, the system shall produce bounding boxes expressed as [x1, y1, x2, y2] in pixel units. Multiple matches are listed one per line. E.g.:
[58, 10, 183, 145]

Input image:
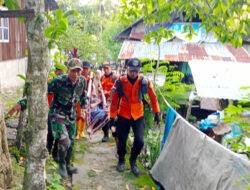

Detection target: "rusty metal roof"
[118, 40, 250, 63]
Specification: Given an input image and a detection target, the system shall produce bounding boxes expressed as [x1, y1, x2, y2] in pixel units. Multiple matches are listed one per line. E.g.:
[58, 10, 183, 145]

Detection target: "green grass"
[122, 155, 157, 189]
[46, 156, 66, 190]
[73, 138, 88, 165]
[10, 157, 25, 190]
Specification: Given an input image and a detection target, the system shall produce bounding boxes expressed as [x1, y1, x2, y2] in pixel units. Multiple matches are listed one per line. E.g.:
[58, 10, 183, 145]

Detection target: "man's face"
[127, 68, 139, 79]
[55, 69, 64, 76]
[68, 68, 81, 83]
[81, 67, 90, 77]
[103, 66, 111, 75]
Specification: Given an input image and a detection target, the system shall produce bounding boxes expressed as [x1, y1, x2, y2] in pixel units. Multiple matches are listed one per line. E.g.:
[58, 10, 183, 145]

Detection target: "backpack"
[116, 75, 148, 101]
[100, 72, 117, 83]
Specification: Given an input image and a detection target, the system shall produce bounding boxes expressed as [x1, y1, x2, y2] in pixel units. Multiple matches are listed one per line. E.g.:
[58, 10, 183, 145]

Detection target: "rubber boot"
[75, 119, 82, 140]
[116, 157, 125, 172]
[130, 157, 140, 177]
[79, 119, 86, 138]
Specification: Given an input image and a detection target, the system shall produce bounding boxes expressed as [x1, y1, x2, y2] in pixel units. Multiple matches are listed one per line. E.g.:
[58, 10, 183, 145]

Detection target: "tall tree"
[23, 0, 49, 189]
[0, 103, 12, 189]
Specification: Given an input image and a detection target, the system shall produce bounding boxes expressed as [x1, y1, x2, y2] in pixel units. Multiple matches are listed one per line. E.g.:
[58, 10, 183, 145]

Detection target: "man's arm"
[109, 82, 120, 119]
[147, 80, 160, 113]
[147, 80, 161, 124]
[7, 98, 27, 117]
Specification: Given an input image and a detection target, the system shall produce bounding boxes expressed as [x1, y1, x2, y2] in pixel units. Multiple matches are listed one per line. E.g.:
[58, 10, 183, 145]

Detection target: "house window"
[0, 17, 9, 42]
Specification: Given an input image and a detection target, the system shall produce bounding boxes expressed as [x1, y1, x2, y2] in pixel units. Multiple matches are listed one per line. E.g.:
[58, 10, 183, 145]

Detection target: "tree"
[0, 103, 12, 189]
[57, 25, 102, 62]
[56, 0, 80, 10]
[56, 0, 124, 64]
[101, 17, 124, 61]
[22, 0, 49, 189]
[119, 0, 249, 47]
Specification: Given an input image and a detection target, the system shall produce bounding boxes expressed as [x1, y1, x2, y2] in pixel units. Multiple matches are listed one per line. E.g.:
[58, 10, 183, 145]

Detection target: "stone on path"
[73, 131, 135, 190]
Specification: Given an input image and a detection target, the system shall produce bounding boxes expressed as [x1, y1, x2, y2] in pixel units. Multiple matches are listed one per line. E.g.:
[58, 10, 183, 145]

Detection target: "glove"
[109, 118, 116, 128]
[109, 118, 117, 137]
[154, 112, 160, 125]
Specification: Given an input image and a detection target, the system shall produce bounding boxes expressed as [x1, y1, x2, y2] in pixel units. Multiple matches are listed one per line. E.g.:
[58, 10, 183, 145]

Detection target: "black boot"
[58, 146, 68, 178]
[102, 125, 109, 142]
[130, 157, 140, 177]
[59, 163, 68, 178]
[67, 165, 78, 175]
[102, 135, 109, 142]
[65, 145, 78, 175]
[116, 157, 125, 172]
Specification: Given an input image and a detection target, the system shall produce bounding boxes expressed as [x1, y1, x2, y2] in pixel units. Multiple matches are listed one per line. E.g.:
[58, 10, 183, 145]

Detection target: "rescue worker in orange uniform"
[75, 61, 91, 139]
[110, 58, 160, 176]
[100, 61, 118, 142]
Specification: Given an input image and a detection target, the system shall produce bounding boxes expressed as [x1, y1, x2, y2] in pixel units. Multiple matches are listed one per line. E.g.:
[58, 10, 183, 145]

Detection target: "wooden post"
[0, 9, 35, 18]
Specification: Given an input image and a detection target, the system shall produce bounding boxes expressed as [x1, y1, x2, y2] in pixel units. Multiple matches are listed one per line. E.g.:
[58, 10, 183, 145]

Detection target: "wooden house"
[0, 0, 58, 90]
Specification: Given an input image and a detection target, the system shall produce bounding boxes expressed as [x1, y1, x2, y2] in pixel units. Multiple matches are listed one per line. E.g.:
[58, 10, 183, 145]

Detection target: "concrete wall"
[243, 44, 250, 54]
[0, 58, 27, 91]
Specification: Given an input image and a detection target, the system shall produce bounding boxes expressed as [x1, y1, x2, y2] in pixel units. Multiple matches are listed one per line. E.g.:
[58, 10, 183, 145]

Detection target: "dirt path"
[72, 131, 136, 190]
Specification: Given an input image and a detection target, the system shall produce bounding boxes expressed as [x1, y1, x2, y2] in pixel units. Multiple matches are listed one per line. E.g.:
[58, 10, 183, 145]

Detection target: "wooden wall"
[0, 0, 27, 61]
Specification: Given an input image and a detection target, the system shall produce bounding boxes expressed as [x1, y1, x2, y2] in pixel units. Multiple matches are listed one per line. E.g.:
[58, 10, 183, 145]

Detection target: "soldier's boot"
[65, 146, 78, 175]
[116, 157, 125, 172]
[130, 157, 140, 177]
[58, 148, 68, 178]
[59, 163, 68, 178]
[67, 165, 78, 175]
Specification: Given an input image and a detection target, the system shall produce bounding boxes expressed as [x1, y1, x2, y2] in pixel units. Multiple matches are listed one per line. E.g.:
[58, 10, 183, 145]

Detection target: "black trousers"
[116, 115, 145, 162]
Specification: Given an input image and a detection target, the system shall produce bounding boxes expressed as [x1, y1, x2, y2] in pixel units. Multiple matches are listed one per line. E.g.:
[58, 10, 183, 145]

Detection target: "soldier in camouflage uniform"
[11, 58, 87, 178]
[48, 58, 87, 177]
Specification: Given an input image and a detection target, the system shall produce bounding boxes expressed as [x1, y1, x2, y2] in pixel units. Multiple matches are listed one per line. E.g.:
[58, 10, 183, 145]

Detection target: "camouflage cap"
[66, 58, 82, 70]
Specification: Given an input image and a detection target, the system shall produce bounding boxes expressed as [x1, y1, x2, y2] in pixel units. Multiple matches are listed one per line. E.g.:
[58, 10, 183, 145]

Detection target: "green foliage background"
[56, 0, 125, 64]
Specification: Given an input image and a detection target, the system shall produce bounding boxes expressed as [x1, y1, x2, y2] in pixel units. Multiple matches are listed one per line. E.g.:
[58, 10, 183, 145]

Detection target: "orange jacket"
[101, 72, 117, 99]
[110, 75, 160, 120]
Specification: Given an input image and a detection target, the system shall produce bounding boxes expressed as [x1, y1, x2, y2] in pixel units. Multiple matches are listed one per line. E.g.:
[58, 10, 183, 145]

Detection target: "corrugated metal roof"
[189, 60, 250, 100]
[118, 40, 250, 63]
